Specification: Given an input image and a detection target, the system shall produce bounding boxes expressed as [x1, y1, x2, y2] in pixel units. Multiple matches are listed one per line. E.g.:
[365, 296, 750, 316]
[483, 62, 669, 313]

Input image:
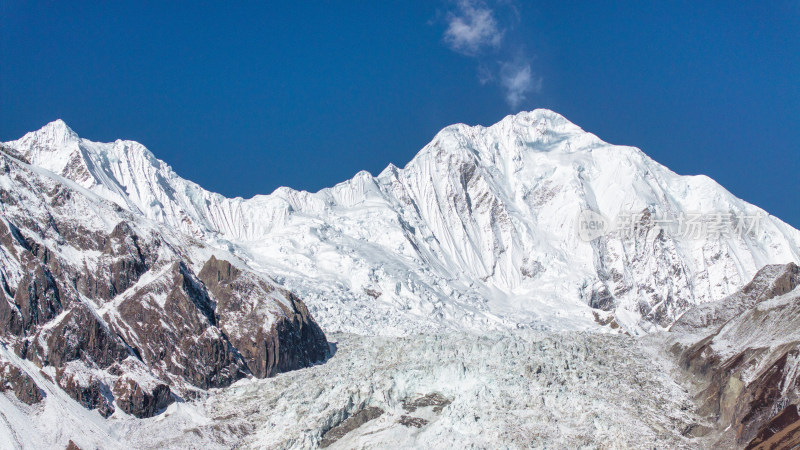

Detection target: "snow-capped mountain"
[5, 110, 800, 335]
[2, 110, 800, 449]
[0, 133, 329, 420]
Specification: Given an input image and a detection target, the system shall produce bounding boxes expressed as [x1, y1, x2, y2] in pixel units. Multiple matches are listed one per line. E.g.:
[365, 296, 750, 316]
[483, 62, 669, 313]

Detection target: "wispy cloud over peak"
[438, 0, 541, 110]
[443, 1, 503, 56]
[501, 61, 541, 109]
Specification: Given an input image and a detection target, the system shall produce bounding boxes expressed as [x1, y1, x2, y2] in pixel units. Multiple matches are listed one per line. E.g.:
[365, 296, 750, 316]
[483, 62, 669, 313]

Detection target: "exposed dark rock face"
[402, 392, 452, 413]
[745, 404, 800, 450]
[0, 359, 44, 405]
[262, 293, 329, 377]
[399, 415, 429, 428]
[670, 263, 800, 448]
[112, 261, 248, 390]
[29, 303, 130, 369]
[112, 377, 173, 419]
[198, 256, 329, 378]
[319, 406, 384, 448]
[0, 144, 328, 421]
[363, 288, 381, 299]
[56, 368, 115, 418]
[1, 224, 65, 337]
[589, 283, 615, 311]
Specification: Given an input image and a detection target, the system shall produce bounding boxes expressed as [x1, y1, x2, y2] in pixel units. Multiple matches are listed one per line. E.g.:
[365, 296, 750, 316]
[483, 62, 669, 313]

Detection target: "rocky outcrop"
[398, 415, 429, 428]
[319, 406, 384, 448]
[0, 359, 44, 405]
[261, 296, 329, 377]
[112, 261, 248, 390]
[670, 263, 800, 448]
[29, 303, 130, 369]
[112, 377, 173, 418]
[745, 404, 800, 450]
[0, 220, 66, 337]
[402, 392, 452, 413]
[55, 368, 115, 418]
[198, 256, 329, 378]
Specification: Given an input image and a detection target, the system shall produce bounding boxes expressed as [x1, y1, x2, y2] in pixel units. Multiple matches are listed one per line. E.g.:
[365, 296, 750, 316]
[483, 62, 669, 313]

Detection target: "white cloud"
[439, 0, 541, 109]
[500, 62, 541, 108]
[443, 1, 503, 55]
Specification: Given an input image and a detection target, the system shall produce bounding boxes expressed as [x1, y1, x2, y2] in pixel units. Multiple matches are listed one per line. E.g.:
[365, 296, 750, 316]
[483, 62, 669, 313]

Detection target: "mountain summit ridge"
[4, 110, 800, 334]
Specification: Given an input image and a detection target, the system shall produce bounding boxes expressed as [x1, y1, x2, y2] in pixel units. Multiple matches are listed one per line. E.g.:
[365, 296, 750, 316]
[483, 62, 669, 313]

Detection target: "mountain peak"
[509, 107, 562, 120]
[3, 119, 83, 175]
[32, 119, 79, 143]
[500, 108, 592, 137]
[46, 118, 74, 131]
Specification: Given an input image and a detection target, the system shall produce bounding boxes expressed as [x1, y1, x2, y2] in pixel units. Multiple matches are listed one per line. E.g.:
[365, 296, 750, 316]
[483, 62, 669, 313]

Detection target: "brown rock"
[114, 261, 247, 389]
[319, 406, 384, 448]
[745, 404, 800, 450]
[673, 264, 800, 446]
[0, 361, 44, 405]
[0, 152, 332, 421]
[12, 257, 64, 334]
[55, 369, 114, 418]
[30, 303, 130, 369]
[399, 415, 429, 428]
[112, 377, 173, 419]
[402, 392, 452, 413]
[198, 256, 329, 378]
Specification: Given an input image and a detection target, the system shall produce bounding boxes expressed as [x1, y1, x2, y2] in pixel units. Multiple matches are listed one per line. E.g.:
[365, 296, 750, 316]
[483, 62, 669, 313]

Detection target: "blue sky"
[1, 2, 798, 227]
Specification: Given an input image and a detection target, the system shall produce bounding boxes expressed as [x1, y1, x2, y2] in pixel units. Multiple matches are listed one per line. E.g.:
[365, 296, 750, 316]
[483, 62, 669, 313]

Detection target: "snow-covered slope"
[5, 110, 800, 334]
